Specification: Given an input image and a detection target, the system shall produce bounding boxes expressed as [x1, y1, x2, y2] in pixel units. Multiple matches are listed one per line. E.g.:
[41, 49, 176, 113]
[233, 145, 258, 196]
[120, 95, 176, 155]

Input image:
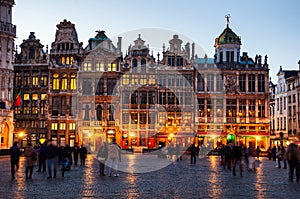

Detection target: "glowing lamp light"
[87, 133, 92, 138]
[256, 136, 261, 140]
[211, 134, 216, 139]
[39, 138, 46, 144]
[18, 132, 24, 138]
[129, 132, 135, 137]
[227, 134, 235, 140]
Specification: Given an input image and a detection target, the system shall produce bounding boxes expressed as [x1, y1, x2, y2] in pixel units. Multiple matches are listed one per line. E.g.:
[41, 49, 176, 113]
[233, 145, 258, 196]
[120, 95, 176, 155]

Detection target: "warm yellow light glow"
[129, 132, 135, 137]
[87, 133, 92, 138]
[256, 136, 261, 140]
[170, 133, 174, 138]
[18, 132, 24, 138]
[211, 134, 216, 139]
[286, 141, 290, 145]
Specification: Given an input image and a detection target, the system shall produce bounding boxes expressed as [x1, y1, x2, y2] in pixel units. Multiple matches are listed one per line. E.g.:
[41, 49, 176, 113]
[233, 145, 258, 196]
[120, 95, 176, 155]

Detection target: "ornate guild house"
[7, 1, 271, 153]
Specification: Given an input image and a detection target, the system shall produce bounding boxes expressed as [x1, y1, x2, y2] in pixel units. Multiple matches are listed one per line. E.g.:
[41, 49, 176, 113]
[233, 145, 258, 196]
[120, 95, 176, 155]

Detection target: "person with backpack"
[107, 139, 121, 177]
[97, 142, 108, 176]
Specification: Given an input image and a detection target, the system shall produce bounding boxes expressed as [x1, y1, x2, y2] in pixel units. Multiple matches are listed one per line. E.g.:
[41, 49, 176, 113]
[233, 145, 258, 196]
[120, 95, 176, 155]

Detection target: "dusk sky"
[13, 0, 300, 81]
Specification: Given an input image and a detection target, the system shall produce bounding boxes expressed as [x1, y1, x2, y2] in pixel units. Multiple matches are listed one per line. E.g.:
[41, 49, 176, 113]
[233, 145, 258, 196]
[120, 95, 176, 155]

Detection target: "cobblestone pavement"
[0, 153, 300, 199]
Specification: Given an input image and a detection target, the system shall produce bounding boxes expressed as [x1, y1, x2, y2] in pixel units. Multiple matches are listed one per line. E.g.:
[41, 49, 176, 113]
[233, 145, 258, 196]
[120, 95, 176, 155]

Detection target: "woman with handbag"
[97, 142, 108, 176]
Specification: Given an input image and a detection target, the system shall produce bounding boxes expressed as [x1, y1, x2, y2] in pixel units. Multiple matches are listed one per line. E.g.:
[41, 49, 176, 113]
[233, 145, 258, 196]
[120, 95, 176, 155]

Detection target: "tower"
[0, 0, 16, 149]
[214, 15, 241, 64]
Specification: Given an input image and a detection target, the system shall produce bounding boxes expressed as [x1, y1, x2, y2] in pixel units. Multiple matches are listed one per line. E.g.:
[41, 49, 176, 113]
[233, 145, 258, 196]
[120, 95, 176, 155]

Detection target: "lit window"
[149, 75, 155, 85]
[60, 123, 66, 130]
[69, 123, 76, 130]
[61, 74, 68, 90]
[83, 63, 92, 71]
[24, 94, 30, 101]
[32, 94, 38, 100]
[112, 63, 117, 71]
[70, 74, 76, 90]
[139, 75, 147, 85]
[70, 56, 74, 65]
[122, 74, 129, 85]
[131, 75, 138, 85]
[66, 57, 70, 65]
[51, 123, 58, 130]
[32, 76, 39, 86]
[41, 94, 47, 100]
[108, 63, 112, 72]
[53, 73, 59, 90]
[41, 76, 48, 87]
[14, 107, 21, 114]
[61, 57, 65, 65]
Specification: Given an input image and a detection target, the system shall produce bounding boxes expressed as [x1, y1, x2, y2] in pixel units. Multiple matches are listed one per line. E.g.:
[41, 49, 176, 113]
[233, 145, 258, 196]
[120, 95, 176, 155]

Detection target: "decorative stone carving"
[225, 75, 240, 94]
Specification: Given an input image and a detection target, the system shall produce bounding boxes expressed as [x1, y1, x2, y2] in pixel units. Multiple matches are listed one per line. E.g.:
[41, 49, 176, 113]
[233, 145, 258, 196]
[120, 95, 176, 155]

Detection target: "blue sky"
[13, 0, 300, 81]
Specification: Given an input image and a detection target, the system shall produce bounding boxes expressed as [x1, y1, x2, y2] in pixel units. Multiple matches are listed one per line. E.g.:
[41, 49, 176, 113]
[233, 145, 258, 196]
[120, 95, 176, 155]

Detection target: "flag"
[14, 89, 22, 107]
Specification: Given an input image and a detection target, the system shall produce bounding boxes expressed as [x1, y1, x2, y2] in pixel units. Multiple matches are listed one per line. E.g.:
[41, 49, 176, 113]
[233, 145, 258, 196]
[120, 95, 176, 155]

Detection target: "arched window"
[61, 73, 68, 90]
[132, 59, 137, 68]
[70, 73, 76, 90]
[53, 73, 60, 90]
[96, 105, 103, 120]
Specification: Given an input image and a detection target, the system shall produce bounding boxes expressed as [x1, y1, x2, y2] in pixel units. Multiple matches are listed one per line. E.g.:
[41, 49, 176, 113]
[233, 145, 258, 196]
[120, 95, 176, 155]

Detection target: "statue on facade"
[225, 75, 240, 94]
[264, 55, 268, 65]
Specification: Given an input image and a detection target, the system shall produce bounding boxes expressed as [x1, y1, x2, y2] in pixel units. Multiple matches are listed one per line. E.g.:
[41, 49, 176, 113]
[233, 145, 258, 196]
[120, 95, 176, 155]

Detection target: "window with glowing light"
[51, 123, 58, 130]
[53, 73, 60, 90]
[61, 74, 68, 90]
[70, 74, 76, 90]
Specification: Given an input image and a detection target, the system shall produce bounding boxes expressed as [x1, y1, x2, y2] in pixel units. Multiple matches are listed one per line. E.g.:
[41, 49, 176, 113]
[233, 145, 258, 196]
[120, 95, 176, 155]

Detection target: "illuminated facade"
[0, 0, 15, 149]
[77, 30, 122, 152]
[48, 20, 83, 147]
[195, 20, 270, 149]
[14, 32, 49, 147]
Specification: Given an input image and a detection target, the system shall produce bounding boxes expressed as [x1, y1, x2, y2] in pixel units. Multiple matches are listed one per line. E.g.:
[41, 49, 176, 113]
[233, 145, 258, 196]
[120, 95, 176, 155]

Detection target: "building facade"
[195, 21, 270, 150]
[14, 32, 49, 148]
[48, 19, 83, 147]
[0, 0, 15, 149]
[11, 17, 272, 151]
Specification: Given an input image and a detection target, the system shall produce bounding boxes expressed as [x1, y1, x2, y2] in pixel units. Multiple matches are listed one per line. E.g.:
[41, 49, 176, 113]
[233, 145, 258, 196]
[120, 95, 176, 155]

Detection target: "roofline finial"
[225, 14, 231, 28]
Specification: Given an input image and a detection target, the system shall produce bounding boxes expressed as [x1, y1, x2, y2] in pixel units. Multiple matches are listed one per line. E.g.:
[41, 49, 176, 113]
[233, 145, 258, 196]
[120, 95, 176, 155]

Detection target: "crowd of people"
[218, 141, 300, 181]
[10, 141, 88, 180]
[10, 139, 300, 182]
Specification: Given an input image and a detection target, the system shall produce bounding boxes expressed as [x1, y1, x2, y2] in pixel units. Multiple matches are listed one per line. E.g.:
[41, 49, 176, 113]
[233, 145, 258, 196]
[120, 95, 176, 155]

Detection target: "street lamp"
[18, 132, 24, 149]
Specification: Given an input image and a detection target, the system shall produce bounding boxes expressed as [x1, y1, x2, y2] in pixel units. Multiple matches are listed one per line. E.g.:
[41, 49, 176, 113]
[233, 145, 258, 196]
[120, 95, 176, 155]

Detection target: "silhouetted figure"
[10, 141, 21, 180]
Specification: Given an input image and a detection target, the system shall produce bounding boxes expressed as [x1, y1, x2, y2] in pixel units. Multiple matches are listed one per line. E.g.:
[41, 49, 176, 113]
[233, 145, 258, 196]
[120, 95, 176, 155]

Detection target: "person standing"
[80, 145, 88, 166]
[24, 143, 37, 180]
[37, 143, 46, 172]
[45, 141, 58, 179]
[285, 143, 300, 182]
[97, 142, 108, 176]
[107, 139, 121, 177]
[189, 143, 197, 165]
[10, 141, 21, 180]
[73, 143, 80, 166]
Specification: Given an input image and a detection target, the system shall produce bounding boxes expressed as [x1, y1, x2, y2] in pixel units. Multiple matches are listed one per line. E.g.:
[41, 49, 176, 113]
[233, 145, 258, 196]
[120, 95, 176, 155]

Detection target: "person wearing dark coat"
[80, 145, 88, 166]
[10, 141, 21, 180]
[73, 143, 80, 166]
[189, 143, 197, 165]
[37, 143, 46, 172]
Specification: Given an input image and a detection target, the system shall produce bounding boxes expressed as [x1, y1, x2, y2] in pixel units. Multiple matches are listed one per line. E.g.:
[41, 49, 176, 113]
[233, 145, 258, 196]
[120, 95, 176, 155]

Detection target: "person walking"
[97, 142, 108, 176]
[10, 141, 21, 180]
[276, 146, 283, 168]
[285, 143, 300, 182]
[36, 143, 46, 172]
[248, 142, 256, 171]
[80, 145, 88, 166]
[24, 143, 37, 180]
[256, 146, 261, 161]
[232, 143, 243, 177]
[189, 143, 197, 165]
[45, 141, 58, 179]
[107, 139, 121, 177]
[73, 143, 80, 166]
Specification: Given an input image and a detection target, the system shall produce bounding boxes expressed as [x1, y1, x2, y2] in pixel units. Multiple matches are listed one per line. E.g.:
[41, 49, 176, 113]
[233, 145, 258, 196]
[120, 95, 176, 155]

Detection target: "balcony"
[0, 22, 16, 36]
